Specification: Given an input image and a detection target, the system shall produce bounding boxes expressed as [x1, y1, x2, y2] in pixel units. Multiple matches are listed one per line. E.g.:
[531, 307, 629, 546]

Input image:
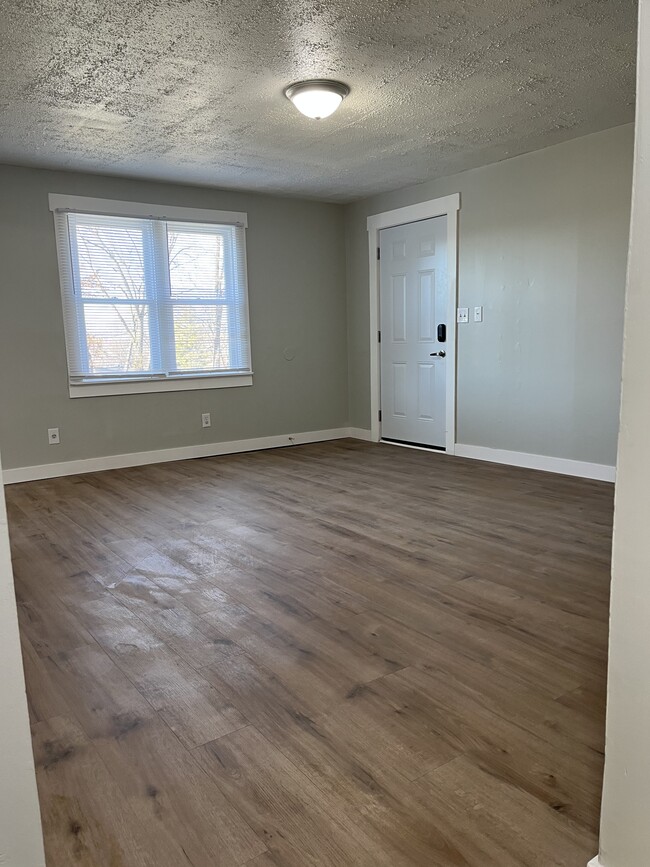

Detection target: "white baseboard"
[3, 429, 611, 486]
[587, 857, 601, 867]
[454, 444, 616, 483]
[348, 427, 375, 442]
[3, 427, 357, 485]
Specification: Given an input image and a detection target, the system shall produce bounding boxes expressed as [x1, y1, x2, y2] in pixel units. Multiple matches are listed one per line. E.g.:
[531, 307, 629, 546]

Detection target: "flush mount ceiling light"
[284, 79, 350, 119]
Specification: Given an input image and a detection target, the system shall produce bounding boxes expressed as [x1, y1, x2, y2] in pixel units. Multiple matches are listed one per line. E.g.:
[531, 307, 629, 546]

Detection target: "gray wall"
[0, 125, 634, 471]
[345, 124, 634, 466]
[0, 166, 348, 470]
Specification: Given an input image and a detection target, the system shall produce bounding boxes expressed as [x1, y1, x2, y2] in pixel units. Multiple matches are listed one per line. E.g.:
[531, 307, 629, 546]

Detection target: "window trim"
[49, 194, 252, 399]
[48, 194, 248, 228]
[68, 372, 253, 398]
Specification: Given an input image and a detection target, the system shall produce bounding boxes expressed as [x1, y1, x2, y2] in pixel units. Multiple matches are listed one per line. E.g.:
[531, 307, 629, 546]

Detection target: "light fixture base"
[284, 79, 350, 119]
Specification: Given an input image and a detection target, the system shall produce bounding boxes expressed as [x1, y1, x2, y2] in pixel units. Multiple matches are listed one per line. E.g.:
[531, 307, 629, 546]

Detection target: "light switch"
[457, 307, 469, 323]
[474, 306, 483, 322]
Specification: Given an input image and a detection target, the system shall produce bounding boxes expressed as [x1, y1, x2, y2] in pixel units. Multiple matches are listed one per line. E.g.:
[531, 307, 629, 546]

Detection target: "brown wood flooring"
[7, 439, 612, 866]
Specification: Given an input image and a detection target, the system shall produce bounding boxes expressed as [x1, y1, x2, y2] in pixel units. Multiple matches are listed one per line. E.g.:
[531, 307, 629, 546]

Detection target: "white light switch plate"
[457, 307, 469, 323]
[474, 306, 483, 322]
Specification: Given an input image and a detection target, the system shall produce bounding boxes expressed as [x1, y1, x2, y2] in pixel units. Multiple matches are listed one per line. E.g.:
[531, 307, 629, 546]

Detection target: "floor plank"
[8, 440, 612, 866]
[414, 756, 596, 866]
[32, 716, 177, 867]
[94, 718, 266, 866]
[193, 724, 401, 867]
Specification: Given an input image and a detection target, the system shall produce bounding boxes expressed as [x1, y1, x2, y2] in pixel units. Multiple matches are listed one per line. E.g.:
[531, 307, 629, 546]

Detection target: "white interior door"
[379, 215, 448, 448]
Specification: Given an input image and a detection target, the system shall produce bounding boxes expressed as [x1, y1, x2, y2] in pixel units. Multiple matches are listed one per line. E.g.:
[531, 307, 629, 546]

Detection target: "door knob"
[430, 351, 446, 358]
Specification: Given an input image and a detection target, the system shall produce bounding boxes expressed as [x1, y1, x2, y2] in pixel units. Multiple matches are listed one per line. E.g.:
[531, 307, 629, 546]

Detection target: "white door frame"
[367, 193, 460, 451]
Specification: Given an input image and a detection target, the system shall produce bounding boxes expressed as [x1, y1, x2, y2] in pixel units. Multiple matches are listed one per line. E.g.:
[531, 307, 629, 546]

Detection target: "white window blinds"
[53, 206, 251, 387]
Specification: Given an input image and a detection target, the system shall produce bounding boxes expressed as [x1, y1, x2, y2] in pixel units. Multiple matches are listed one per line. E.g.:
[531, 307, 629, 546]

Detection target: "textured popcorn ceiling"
[0, 0, 637, 201]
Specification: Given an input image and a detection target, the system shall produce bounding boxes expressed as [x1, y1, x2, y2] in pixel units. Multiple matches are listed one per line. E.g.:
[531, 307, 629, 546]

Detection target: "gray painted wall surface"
[0, 125, 634, 471]
[0, 166, 348, 469]
[345, 124, 634, 466]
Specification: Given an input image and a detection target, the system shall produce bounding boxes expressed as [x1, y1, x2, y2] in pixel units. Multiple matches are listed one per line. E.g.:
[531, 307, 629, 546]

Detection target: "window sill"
[69, 374, 253, 398]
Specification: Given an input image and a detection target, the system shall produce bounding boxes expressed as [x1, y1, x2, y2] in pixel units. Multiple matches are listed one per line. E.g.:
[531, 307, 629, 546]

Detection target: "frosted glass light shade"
[285, 80, 350, 119]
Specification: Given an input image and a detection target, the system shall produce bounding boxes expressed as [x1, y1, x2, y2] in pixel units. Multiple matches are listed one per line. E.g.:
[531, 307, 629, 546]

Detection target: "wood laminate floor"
[7, 440, 612, 867]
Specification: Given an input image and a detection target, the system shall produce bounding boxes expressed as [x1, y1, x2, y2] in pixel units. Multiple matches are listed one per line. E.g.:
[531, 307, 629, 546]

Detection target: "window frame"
[49, 194, 253, 398]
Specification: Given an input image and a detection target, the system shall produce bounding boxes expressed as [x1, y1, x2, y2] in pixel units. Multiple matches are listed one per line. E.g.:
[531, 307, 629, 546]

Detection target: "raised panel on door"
[418, 270, 435, 343]
[391, 240, 406, 260]
[392, 363, 408, 417]
[391, 275, 407, 343]
[417, 362, 436, 420]
[418, 233, 436, 256]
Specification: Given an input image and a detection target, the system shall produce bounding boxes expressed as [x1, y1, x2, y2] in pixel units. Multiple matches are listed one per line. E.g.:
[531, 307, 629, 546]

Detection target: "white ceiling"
[0, 0, 637, 202]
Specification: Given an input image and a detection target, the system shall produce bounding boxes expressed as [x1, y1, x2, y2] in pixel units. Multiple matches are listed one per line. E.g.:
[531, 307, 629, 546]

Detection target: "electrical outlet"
[201, 412, 211, 428]
[48, 428, 60, 445]
[457, 307, 469, 323]
[474, 306, 483, 322]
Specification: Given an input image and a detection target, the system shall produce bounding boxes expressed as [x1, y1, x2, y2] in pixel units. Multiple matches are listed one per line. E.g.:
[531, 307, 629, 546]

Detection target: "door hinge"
[377, 247, 381, 260]
[377, 330, 381, 343]
[378, 409, 382, 422]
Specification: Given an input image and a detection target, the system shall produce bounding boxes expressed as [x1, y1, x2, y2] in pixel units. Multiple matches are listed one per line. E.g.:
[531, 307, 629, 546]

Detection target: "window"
[49, 194, 252, 397]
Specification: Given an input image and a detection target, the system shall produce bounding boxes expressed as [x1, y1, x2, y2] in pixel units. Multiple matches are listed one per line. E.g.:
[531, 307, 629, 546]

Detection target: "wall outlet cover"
[47, 428, 60, 444]
[201, 413, 211, 428]
[457, 307, 469, 323]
